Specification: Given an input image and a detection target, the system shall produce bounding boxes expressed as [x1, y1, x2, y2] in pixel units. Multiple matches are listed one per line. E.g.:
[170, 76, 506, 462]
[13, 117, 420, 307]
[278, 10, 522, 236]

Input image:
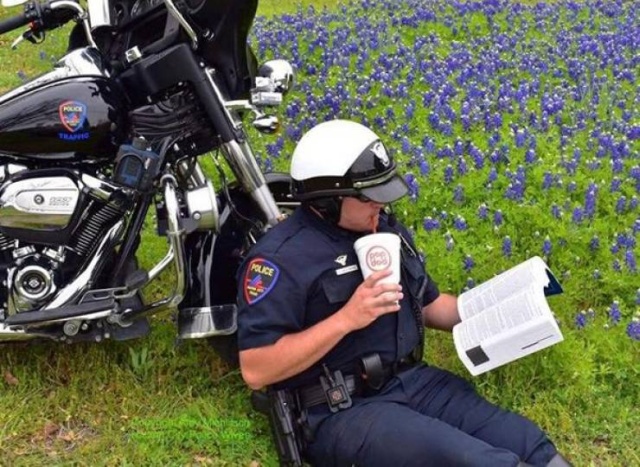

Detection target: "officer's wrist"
[330, 311, 354, 337]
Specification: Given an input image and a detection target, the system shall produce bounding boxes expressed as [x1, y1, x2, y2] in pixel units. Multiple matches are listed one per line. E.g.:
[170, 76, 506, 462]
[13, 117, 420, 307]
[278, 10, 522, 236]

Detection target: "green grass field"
[1, 0, 639, 465]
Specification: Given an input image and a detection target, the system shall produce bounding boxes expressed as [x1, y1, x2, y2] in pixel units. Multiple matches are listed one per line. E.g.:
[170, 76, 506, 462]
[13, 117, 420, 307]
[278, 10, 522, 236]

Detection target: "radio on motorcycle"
[114, 137, 162, 192]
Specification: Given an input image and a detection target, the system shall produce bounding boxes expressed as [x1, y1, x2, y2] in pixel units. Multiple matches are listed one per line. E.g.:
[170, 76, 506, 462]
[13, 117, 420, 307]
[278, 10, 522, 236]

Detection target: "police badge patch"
[244, 258, 280, 305]
[59, 100, 87, 133]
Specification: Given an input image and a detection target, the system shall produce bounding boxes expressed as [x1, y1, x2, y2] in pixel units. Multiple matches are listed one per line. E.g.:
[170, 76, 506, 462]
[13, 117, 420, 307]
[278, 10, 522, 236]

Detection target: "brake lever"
[11, 28, 45, 49]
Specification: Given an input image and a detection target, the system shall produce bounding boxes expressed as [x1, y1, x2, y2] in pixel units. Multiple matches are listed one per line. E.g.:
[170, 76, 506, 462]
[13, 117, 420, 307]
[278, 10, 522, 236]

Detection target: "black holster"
[251, 389, 307, 467]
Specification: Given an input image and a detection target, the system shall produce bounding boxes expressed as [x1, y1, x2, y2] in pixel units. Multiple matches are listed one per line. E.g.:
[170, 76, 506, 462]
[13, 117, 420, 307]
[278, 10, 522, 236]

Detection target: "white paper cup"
[354, 233, 401, 284]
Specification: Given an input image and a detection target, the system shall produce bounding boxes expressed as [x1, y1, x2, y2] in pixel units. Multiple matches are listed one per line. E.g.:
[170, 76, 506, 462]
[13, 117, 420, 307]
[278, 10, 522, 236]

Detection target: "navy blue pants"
[305, 365, 557, 467]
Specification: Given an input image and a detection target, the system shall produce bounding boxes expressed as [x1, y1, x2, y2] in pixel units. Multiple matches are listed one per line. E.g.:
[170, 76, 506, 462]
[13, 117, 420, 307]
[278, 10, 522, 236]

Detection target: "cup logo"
[366, 246, 391, 271]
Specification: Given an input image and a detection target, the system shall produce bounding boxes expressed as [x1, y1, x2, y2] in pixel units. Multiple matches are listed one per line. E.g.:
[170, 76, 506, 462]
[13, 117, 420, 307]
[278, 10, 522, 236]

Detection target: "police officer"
[237, 120, 570, 466]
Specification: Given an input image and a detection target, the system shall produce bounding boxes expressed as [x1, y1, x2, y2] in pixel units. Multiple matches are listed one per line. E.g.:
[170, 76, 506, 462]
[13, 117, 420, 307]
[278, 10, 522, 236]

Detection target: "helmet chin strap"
[305, 197, 343, 225]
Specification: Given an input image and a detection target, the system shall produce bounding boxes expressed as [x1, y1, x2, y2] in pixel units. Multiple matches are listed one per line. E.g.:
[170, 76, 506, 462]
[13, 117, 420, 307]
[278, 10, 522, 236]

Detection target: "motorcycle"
[0, 0, 296, 363]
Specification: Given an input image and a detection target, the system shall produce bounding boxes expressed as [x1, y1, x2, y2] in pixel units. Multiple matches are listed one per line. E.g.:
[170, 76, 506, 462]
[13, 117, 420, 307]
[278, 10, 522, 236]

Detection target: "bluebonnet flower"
[405, 173, 419, 202]
[574, 310, 587, 329]
[625, 250, 637, 273]
[418, 157, 429, 176]
[477, 203, 488, 220]
[463, 254, 475, 272]
[444, 165, 454, 184]
[613, 259, 622, 272]
[615, 196, 626, 214]
[608, 301, 621, 324]
[466, 277, 476, 289]
[453, 184, 464, 203]
[627, 320, 640, 341]
[593, 269, 601, 280]
[422, 216, 440, 232]
[487, 167, 498, 185]
[457, 157, 468, 176]
[610, 177, 622, 192]
[453, 215, 468, 231]
[525, 148, 536, 164]
[543, 236, 552, 256]
[636, 288, 640, 305]
[590, 235, 600, 252]
[502, 236, 512, 257]
[584, 184, 597, 218]
[572, 207, 584, 224]
[493, 209, 503, 227]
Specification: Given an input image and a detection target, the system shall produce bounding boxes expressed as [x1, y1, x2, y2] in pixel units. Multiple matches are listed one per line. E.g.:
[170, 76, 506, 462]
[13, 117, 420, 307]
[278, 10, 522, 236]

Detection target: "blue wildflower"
[625, 250, 637, 273]
[422, 216, 440, 232]
[608, 301, 621, 324]
[477, 203, 488, 220]
[543, 236, 552, 256]
[627, 320, 640, 341]
[453, 215, 468, 231]
[574, 311, 587, 329]
[463, 254, 474, 272]
[493, 210, 503, 227]
[502, 236, 512, 257]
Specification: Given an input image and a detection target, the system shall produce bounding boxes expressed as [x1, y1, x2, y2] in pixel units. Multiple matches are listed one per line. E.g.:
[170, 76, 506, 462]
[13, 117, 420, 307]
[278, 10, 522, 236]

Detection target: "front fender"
[177, 173, 297, 357]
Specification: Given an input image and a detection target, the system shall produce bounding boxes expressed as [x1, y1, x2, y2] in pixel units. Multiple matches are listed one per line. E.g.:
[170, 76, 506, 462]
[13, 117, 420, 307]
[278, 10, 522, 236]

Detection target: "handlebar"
[0, 9, 29, 35]
[0, 0, 81, 38]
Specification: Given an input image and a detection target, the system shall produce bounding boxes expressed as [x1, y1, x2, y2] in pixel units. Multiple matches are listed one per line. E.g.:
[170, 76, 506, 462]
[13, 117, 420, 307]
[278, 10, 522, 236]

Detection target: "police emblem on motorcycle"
[244, 258, 280, 305]
[59, 101, 87, 133]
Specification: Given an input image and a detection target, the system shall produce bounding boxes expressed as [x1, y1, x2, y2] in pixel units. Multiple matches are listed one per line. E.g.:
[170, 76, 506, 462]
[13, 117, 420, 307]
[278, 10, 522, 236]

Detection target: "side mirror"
[258, 59, 295, 96]
[1, 0, 27, 6]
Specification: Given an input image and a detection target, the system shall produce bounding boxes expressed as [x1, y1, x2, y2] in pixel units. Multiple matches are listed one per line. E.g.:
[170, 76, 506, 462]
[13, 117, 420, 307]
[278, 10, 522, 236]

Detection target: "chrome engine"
[0, 164, 132, 318]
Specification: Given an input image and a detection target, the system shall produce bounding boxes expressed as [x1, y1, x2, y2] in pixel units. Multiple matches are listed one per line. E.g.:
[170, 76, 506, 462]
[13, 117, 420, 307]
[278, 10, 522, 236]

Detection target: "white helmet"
[290, 120, 408, 203]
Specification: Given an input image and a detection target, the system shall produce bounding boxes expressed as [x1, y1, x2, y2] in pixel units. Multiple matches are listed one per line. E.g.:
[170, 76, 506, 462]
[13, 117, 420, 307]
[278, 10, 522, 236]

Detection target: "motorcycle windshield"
[189, 0, 259, 99]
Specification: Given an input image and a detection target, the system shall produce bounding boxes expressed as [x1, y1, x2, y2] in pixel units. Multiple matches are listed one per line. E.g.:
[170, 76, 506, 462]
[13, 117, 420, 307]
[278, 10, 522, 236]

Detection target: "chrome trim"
[0, 48, 108, 104]
[177, 306, 237, 339]
[15, 265, 55, 301]
[353, 169, 398, 189]
[124, 176, 187, 318]
[87, 0, 112, 29]
[0, 176, 79, 229]
[257, 60, 295, 95]
[45, 219, 126, 309]
[185, 180, 219, 232]
[163, 0, 198, 49]
[221, 140, 282, 227]
[205, 68, 241, 132]
[81, 173, 131, 204]
[0, 164, 27, 184]
[50, 1, 97, 48]
[147, 248, 175, 284]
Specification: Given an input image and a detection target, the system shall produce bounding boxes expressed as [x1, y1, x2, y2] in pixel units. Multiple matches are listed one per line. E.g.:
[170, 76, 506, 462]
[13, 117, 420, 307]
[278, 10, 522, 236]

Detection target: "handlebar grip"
[0, 12, 28, 35]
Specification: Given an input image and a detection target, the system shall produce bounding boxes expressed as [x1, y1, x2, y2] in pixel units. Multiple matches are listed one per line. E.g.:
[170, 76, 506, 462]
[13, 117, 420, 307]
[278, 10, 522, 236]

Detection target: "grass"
[1, 0, 640, 466]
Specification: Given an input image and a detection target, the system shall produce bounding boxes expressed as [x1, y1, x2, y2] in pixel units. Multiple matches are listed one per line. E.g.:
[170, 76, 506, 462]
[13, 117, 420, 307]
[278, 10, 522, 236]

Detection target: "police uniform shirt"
[236, 206, 440, 390]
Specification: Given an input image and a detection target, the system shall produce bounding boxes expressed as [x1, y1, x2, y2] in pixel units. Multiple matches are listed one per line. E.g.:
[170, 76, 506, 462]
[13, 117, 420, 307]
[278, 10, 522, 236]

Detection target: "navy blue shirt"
[236, 206, 439, 390]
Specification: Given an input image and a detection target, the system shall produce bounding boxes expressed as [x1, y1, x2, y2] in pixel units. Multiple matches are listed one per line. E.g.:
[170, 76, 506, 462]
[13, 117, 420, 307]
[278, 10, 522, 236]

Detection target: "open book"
[453, 256, 564, 376]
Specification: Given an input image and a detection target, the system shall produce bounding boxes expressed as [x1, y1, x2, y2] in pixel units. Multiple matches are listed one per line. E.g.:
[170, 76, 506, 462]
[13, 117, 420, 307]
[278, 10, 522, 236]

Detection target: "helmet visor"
[357, 172, 409, 203]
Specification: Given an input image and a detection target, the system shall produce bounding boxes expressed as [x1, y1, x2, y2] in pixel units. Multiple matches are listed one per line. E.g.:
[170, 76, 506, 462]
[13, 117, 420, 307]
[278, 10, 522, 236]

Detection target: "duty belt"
[298, 355, 418, 411]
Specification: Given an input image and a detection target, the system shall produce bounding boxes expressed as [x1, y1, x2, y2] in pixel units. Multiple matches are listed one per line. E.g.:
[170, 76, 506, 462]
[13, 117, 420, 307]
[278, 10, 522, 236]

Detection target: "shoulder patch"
[243, 258, 280, 305]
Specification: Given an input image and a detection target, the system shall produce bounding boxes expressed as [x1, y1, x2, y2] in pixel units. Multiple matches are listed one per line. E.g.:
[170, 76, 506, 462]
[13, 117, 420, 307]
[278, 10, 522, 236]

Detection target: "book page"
[457, 256, 551, 321]
[453, 285, 563, 376]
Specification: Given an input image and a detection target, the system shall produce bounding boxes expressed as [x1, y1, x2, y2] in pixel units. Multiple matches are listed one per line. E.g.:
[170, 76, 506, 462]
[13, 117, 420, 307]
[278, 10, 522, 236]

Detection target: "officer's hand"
[339, 269, 403, 331]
